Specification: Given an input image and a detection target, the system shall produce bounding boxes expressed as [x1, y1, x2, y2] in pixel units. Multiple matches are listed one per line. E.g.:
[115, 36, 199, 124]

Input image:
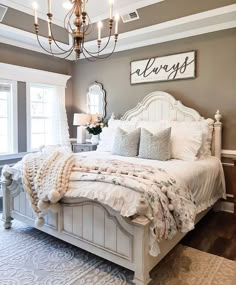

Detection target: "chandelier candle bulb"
[115, 14, 119, 34]
[83, 0, 86, 12]
[48, 0, 52, 14]
[109, 0, 113, 19]
[98, 21, 102, 41]
[32, 2, 38, 25]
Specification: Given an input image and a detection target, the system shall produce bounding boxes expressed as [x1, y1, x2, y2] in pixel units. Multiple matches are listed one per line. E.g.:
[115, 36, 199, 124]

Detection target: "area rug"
[0, 219, 236, 285]
[150, 244, 236, 285]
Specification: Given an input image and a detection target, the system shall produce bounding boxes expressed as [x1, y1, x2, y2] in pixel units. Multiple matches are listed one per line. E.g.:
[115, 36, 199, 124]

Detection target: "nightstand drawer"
[73, 145, 91, 153]
[72, 143, 97, 153]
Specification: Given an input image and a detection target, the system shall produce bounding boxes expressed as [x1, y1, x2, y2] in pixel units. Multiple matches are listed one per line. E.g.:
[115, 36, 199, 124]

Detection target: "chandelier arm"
[64, 6, 75, 34]
[49, 22, 73, 53]
[67, 10, 75, 34]
[61, 46, 75, 60]
[80, 49, 98, 62]
[36, 34, 56, 55]
[82, 29, 112, 55]
[83, 23, 92, 35]
[82, 40, 117, 60]
[83, 14, 92, 35]
[96, 41, 117, 60]
[36, 34, 73, 56]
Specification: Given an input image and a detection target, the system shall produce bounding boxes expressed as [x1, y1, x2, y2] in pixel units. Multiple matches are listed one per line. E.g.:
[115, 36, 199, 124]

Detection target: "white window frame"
[0, 79, 18, 155]
[26, 82, 56, 152]
[0, 62, 71, 153]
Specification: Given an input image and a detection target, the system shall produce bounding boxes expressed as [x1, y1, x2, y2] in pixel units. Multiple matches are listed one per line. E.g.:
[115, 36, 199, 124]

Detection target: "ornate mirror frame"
[87, 82, 106, 118]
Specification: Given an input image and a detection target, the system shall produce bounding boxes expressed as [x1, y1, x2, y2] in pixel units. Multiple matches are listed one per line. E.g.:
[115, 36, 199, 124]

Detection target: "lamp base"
[77, 126, 86, 144]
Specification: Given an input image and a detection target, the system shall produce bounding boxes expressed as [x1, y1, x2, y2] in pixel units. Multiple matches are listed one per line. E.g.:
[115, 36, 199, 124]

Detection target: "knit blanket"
[22, 149, 75, 225]
[21, 148, 196, 249]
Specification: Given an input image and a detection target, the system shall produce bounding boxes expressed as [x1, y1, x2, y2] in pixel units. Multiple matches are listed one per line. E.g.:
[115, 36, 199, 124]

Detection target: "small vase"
[91, 134, 100, 145]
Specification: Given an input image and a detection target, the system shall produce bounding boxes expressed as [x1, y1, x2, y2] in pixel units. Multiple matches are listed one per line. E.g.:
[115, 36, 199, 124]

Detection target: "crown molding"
[0, 4, 235, 61]
[0, 62, 71, 87]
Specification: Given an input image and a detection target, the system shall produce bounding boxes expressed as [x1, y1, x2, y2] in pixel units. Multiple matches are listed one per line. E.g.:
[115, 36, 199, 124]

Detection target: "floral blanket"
[19, 148, 196, 249]
[72, 158, 196, 243]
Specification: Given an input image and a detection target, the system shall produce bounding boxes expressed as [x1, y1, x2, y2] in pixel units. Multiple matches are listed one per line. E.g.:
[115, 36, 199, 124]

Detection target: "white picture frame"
[130, 51, 196, 84]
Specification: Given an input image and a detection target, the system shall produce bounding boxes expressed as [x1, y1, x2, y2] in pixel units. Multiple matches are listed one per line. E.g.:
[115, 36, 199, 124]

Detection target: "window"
[27, 83, 69, 151]
[27, 84, 55, 151]
[0, 79, 17, 154]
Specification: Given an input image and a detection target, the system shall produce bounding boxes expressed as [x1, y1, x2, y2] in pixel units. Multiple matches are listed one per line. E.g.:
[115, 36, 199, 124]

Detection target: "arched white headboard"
[121, 91, 203, 122]
[113, 91, 222, 159]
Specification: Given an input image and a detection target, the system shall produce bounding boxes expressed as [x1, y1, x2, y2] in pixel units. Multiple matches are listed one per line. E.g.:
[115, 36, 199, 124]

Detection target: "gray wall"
[72, 29, 236, 150]
[0, 43, 74, 151]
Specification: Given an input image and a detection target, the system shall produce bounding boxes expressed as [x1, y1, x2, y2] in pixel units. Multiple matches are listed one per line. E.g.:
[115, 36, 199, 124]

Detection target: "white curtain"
[50, 86, 70, 146]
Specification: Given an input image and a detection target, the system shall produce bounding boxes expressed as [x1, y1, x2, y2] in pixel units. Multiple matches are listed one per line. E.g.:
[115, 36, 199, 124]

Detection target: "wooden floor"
[181, 210, 236, 261]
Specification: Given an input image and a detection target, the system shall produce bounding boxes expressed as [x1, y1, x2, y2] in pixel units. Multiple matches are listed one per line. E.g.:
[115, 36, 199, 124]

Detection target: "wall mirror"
[87, 82, 106, 118]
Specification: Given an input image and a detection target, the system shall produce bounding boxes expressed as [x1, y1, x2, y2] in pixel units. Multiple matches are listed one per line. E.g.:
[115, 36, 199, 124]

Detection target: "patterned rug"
[0, 218, 236, 285]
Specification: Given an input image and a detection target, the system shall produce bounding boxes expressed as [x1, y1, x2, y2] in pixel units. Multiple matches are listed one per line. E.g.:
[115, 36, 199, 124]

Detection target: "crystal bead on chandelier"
[32, 0, 120, 61]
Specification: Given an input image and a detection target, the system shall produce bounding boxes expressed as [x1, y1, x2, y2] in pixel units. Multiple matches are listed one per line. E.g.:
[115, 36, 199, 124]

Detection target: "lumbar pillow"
[139, 128, 171, 160]
[112, 128, 140, 157]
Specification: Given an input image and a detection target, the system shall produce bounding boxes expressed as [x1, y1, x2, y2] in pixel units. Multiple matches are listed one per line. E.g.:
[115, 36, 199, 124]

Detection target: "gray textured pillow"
[112, 128, 140, 157]
[139, 128, 171, 160]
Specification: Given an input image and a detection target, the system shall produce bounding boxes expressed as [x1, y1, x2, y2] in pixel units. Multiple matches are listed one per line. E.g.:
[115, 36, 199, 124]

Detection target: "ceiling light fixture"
[62, 2, 73, 10]
[33, 0, 119, 61]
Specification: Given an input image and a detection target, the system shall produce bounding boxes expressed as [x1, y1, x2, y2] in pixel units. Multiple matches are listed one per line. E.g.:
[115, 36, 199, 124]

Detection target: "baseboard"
[218, 200, 234, 213]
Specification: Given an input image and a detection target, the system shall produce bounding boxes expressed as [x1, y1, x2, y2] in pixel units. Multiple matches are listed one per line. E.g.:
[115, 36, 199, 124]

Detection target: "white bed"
[1, 91, 224, 285]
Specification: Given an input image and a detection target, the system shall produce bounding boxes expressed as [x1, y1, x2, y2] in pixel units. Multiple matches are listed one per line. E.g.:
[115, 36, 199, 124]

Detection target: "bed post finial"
[215, 110, 222, 123]
[213, 110, 222, 160]
[135, 195, 149, 223]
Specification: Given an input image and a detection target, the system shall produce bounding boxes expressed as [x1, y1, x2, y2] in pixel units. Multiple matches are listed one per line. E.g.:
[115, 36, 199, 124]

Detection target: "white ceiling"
[0, 0, 164, 26]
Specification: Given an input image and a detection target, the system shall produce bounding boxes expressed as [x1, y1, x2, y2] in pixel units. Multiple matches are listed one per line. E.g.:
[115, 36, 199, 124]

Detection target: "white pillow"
[170, 120, 214, 160]
[96, 127, 114, 152]
[97, 120, 137, 152]
[137, 120, 213, 160]
[170, 122, 203, 161]
[108, 119, 137, 131]
[136, 120, 168, 133]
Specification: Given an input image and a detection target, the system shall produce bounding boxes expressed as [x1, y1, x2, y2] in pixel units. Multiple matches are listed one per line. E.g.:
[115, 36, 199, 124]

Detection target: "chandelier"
[32, 0, 120, 61]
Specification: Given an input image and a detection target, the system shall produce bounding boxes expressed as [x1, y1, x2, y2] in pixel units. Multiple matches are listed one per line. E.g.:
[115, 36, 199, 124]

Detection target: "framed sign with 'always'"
[130, 51, 196, 85]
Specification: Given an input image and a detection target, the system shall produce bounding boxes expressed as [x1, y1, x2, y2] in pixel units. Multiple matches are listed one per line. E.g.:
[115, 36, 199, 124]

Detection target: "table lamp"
[73, 113, 91, 143]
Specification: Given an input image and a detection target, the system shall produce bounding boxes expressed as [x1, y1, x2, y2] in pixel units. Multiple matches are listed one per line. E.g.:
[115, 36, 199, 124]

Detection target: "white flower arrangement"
[86, 117, 105, 135]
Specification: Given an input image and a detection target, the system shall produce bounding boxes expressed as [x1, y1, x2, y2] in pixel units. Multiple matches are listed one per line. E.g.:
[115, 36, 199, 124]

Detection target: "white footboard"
[62, 201, 133, 261]
[2, 179, 152, 285]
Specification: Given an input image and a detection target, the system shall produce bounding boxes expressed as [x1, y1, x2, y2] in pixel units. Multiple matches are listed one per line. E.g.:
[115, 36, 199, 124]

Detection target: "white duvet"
[64, 151, 226, 217]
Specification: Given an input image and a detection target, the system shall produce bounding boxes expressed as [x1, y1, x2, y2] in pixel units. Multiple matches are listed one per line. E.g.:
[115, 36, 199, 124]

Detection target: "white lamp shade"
[73, 113, 91, 126]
